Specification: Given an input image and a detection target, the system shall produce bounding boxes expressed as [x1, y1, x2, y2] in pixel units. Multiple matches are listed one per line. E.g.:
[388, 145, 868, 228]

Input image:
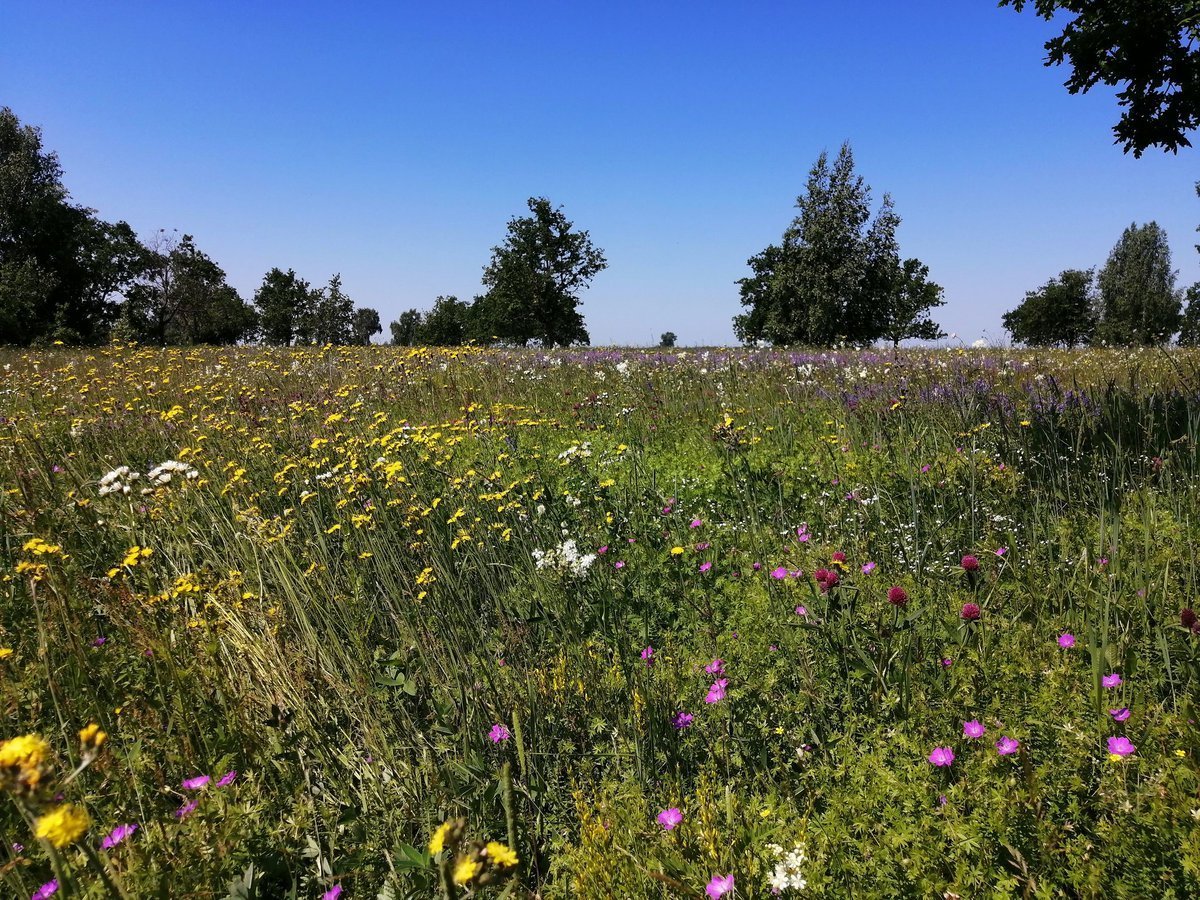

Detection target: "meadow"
[3, 343, 1200, 899]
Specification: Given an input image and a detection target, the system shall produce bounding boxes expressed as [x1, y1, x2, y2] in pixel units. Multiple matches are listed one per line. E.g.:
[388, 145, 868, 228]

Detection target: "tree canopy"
[1002, 268, 1098, 347]
[1000, 1, 1200, 155]
[1096, 221, 1182, 345]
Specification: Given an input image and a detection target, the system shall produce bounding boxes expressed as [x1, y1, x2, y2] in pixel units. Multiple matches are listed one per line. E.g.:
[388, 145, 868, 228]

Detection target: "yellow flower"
[79, 723, 107, 750]
[670, 546, 684, 556]
[0, 734, 50, 770]
[1176, 749, 1187, 758]
[486, 841, 518, 868]
[0, 648, 12, 660]
[429, 820, 452, 855]
[35, 804, 91, 848]
[452, 856, 480, 885]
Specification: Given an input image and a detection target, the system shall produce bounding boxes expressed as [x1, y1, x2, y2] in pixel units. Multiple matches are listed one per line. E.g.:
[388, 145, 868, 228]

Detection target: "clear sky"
[2, 1, 1197, 346]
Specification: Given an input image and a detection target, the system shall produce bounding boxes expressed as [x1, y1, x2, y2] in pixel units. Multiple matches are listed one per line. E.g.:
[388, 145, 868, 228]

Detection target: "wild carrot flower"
[1107, 736, 1135, 758]
[887, 586, 908, 607]
[705, 679, 727, 704]
[671, 712, 694, 729]
[657, 807, 683, 830]
[1110, 707, 1131, 722]
[489, 724, 511, 743]
[995, 737, 1020, 756]
[929, 747, 955, 767]
[961, 603, 981, 621]
[181, 775, 210, 790]
[1058, 633, 1075, 648]
[1102, 673, 1122, 688]
[101, 823, 138, 849]
[706, 873, 735, 898]
[963, 720, 985, 739]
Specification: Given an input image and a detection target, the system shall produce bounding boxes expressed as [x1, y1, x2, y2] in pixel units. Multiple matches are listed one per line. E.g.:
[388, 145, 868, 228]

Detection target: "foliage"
[420, 295, 473, 346]
[351, 307, 382, 345]
[659, 332, 677, 348]
[999, 0, 1200, 155]
[1096, 222, 1182, 346]
[253, 267, 319, 345]
[1002, 268, 1098, 347]
[474, 197, 607, 347]
[390, 309, 423, 346]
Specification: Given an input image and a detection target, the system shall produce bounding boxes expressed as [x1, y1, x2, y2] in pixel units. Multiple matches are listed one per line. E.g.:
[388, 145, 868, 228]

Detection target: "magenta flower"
[1058, 633, 1075, 649]
[1107, 735, 1136, 757]
[862, 561, 877, 575]
[181, 775, 210, 790]
[752, 562, 762, 571]
[1102, 673, 1122, 688]
[963, 720, 985, 739]
[614, 561, 625, 569]
[322, 886, 343, 900]
[705, 658, 725, 676]
[929, 747, 955, 767]
[597, 545, 608, 554]
[770, 566, 788, 579]
[699, 561, 713, 573]
[101, 823, 138, 850]
[216, 770, 238, 787]
[706, 874, 735, 898]
[656, 807, 683, 830]
[795, 605, 807, 617]
[961, 603, 981, 621]
[705, 679, 728, 704]
[940, 657, 953, 668]
[175, 799, 199, 819]
[1109, 707, 1131, 722]
[32, 880, 59, 899]
[671, 711, 694, 729]
[690, 519, 702, 528]
[995, 547, 1008, 556]
[489, 723, 511, 743]
[961, 555, 980, 572]
[887, 586, 909, 607]
[641, 645, 655, 667]
[995, 736, 1020, 756]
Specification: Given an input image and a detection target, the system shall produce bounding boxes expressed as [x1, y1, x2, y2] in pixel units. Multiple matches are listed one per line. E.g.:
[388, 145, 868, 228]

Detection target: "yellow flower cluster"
[34, 803, 91, 848]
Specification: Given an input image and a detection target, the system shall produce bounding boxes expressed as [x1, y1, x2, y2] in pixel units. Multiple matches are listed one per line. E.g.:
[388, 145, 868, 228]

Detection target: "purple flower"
[960, 602, 981, 621]
[699, 561, 713, 573]
[597, 545, 608, 555]
[1109, 707, 1131, 723]
[614, 561, 625, 569]
[690, 519, 702, 528]
[91, 637, 107, 647]
[705, 658, 725, 676]
[770, 566, 788, 579]
[216, 770, 238, 787]
[175, 799, 198, 819]
[929, 746, 955, 767]
[963, 720, 985, 739]
[706, 874, 735, 898]
[656, 807, 682, 830]
[705, 679, 727, 704]
[961, 555, 980, 572]
[940, 657, 953, 668]
[641, 645, 655, 667]
[489, 724, 511, 743]
[181, 774, 210, 790]
[995, 736, 1020, 756]
[861, 561, 877, 575]
[752, 562, 762, 571]
[1058, 633, 1075, 649]
[887, 586, 909, 607]
[1107, 735, 1136, 757]
[32, 881, 59, 900]
[1102, 673, 1122, 689]
[995, 547, 1008, 557]
[795, 605, 807, 617]
[322, 887, 343, 900]
[671, 711, 694, 729]
[101, 823, 138, 850]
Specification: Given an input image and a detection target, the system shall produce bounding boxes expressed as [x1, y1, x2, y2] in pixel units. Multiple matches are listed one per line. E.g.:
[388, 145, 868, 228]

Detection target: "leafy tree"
[308, 274, 354, 344]
[659, 331, 677, 348]
[351, 307, 382, 345]
[1, 107, 143, 344]
[999, 1, 1200, 155]
[475, 197, 606, 346]
[419, 295, 472, 346]
[390, 309, 423, 346]
[1096, 222, 1182, 345]
[120, 232, 256, 345]
[254, 268, 316, 345]
[1002, 268, 1098, 347]
[735, 143, 942, 347]
[1179, 283, 1200, 346]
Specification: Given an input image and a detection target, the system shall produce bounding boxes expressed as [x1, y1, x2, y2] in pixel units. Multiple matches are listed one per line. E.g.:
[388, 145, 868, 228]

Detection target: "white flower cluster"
[532, 538, 596, 578]
[99, 460, 198, 496]
[766, 843, 808, 893]
[557, 442, 593, 461]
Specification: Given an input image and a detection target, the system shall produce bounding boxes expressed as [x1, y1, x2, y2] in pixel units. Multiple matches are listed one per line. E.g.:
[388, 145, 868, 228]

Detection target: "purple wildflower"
[1107, 735, 1136, 757]
[705, 679, 727, 704]
[963, 720, 985, 739]
[770, 566, 788, 579]
[704, 659, 725, 676]
[929, 747, 955, 767]
[699, 561, 713, 573]
[1109, 707, 1131, 723]
[175, 799, 198, 819]
[216, 770, 238, 787]
[32, 881, 59, 900]
[322, 887, 343, 900]
[671, 711, 694, 729]
[489, 724, 511, 743]
[181, 775, 210, 790]
[706, 874, 735, 898]
[101, 823, 138, 850]
[1102, 673, 1122, 689]
[656, 807, 682, 830]
[1058, 633, 1075, 649]
[641, 645, 655, 667]
[995, 736, 1020, 756]
[861, 561, 877, 575]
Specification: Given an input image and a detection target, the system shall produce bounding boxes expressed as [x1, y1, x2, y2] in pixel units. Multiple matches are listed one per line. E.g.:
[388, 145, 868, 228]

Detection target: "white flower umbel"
[532, 538, 596, 578]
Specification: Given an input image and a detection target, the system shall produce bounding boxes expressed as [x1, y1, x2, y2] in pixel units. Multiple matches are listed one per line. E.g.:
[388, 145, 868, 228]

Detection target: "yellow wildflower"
[0, 648, 12, 660]
[670, 546, 684, 556]
[486, 841, 518, 868]
[0, 734, 50, 771]
[429, 820, 452, 855]
[452, 856, 480, 885]
[35, 804, 91, 848]
[79, 723, 107, 750]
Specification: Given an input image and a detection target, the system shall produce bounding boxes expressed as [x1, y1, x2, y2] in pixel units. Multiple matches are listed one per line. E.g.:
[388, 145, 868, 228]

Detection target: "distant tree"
[659, 331, 677, 348]
[350, 307, 382, 345]
[1002, 268, 1098, 347]
[1096, 222, 1182, 345]
[1179, 283, 1200, 346]
[389, 309, 423, 346]
[120, 232, 255, 345]
[0, 107, 143, 344]
[474, 197, 606, 346]
[999, 1, 1200, 155]
[419, 295, 471, 346]
[735, 143, 942, 347]
[254, 268, 316, 345]
[308, 274, 354, 344]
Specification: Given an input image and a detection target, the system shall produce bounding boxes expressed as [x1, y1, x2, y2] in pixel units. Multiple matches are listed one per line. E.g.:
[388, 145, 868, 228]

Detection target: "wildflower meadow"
[4, 343, 1200, 898]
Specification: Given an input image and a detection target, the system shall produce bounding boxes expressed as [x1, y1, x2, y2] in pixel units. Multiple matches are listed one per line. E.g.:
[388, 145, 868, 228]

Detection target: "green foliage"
[1096, 222, 1182, 346]
[419, 295, 473, 346]
[999, 0, 1200, 155]
[351, 307, 382, 345]
[253, 267, 316, 345]
[1003, 268, 1098, 347]
[659, 332, 677, 348]
[390, 309, 423, 346]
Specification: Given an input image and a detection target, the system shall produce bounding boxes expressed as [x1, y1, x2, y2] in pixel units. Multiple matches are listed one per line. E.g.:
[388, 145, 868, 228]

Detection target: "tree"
[999, 1, 1200, 155]
[308, 274, 354, 344]
[734, 142, 943, 347]
[1179, 283, 1200, 346]
[659, 331, 677, 348]
[1096, 222, 1182, 345]
[475, 197, 606, 346]
[419, 295, 472, 346]
[1, 107, 143, 344]
[1002, 268, 1098, 347]
[390, 309, 423, 346]
[254, 268, 316, 345]
[351, 307, 382, 345]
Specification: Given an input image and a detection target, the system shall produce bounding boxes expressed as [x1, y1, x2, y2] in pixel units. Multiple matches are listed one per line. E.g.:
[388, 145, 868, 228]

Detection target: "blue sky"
[2, 1, 1197, 345]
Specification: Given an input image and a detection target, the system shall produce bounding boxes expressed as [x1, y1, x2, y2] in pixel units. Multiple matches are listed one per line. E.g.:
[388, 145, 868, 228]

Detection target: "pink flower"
[960, 603, 981, 621]
[963, 720, 985, 739]
[861, 561, 877, 574]
[929, 747, 955, 767]
[699, 561, 713, 573]
[705, 679, 727, 704]
[770, 566, 788, 579]
[216, 770, 238, 787]
[181, 775, 210, 790]
[101, 823, 138, 850]
[614, 561, 625, 569]
[322, 886, 343, 900]
[32, 880, 59, 899]
[656, 807, 682, 830]
[671, 711, 694, 729]
[795, 605, 807, 617]
[961, 555, 980, 572]
[1102, 673, 1122, 688]
[597, 545, 608, 554]
[706, 874, 735, 898]
[175, 799, 199, 819]
[1107, 735, 1136, 757]
[887, 586, 908, 607]
[641, 645, 655, 667]
[1109, 707, 1131, 723]
[995, 547, 1008, 556]
[705, 659, 725, 676]
[995, 736, 1020, 756]
[690, 519, 702, 528]
[1058, 633, 1075, 649]
[489, 724, 511, 743]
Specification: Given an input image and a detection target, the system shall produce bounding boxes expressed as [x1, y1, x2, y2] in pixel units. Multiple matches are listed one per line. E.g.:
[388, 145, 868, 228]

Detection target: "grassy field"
[4, 343, 1200, 898]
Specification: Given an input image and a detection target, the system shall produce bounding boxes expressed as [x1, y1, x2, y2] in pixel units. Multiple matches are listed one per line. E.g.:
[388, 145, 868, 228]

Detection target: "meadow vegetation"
[4, 344, 1200, 898]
